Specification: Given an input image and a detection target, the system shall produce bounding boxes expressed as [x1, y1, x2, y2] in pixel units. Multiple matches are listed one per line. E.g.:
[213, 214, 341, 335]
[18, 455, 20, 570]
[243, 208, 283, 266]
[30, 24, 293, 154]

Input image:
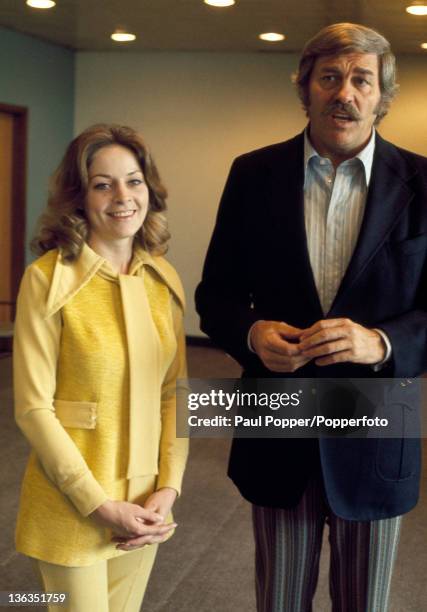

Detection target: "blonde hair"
[294, 23, 398, 124]
[32, 124, 170, 261]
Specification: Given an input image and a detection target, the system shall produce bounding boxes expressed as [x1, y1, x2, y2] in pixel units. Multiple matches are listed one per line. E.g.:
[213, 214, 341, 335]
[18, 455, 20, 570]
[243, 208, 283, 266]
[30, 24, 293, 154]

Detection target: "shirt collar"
[45, 242, 185, 318]
[303, 126, 376, 187]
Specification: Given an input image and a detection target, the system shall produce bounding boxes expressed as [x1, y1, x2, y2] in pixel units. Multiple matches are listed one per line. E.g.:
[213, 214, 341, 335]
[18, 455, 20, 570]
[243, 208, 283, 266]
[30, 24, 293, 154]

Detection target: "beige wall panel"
[380, 56, 427, 156]
[75, 52, 427, 336]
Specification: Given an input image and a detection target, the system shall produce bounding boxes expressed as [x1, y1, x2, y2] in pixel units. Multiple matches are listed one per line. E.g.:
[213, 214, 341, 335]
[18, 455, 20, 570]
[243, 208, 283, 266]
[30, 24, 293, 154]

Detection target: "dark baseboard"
[0, 337, 12, 355]
[186, 335, 214, 348]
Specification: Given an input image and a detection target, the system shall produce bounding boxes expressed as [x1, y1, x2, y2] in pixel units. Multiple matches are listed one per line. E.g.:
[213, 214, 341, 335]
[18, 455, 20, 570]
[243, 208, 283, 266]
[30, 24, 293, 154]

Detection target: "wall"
[0, 27, 74, 263]
[75, 51, 427, 336]
[379, 55, 427, 152]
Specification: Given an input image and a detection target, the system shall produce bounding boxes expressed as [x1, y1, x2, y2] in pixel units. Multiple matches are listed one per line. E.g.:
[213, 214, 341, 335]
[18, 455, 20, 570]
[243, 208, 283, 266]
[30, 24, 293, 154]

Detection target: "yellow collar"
[45, 243, 185, 318]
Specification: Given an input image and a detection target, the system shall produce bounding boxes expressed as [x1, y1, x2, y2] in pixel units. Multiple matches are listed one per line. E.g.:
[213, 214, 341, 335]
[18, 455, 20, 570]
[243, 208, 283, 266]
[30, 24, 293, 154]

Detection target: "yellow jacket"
[14, 243, 188, 565]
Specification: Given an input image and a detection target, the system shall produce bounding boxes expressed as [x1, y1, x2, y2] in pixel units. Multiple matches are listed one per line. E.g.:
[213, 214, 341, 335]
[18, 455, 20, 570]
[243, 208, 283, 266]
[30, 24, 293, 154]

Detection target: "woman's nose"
[114, 182, 131, 203]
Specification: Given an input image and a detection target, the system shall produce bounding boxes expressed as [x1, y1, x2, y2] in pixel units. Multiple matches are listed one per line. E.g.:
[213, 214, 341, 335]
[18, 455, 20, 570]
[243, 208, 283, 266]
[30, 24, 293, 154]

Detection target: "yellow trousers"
[35, 545, 158, 612]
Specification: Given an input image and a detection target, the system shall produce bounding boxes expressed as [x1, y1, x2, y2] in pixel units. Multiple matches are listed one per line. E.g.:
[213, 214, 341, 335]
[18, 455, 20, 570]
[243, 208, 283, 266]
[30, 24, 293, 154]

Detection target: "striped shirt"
[249, 129, 390, 365]
[303, 129, 375, 314]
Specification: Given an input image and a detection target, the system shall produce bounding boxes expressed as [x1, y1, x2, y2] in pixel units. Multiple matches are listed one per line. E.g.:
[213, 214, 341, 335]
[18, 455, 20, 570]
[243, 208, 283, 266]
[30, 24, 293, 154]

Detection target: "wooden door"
[0, 112, 14, 322]
[0, 104, 27, 324]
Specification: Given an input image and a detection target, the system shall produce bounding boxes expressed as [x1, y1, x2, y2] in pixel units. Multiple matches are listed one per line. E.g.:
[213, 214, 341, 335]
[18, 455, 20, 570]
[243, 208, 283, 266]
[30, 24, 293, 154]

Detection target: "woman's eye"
[129, 179, 144, 186]
[94, 183, 111, 190]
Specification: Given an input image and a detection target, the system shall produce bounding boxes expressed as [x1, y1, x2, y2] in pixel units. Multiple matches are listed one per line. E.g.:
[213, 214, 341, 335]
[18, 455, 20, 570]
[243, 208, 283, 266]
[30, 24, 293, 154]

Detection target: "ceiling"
[1, 0, 426, 54]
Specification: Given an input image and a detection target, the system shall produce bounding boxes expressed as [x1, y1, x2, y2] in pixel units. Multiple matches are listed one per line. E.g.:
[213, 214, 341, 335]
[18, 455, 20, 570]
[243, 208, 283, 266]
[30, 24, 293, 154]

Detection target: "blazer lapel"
[330, 135, 416, 312]
[268, 133, 324, 318]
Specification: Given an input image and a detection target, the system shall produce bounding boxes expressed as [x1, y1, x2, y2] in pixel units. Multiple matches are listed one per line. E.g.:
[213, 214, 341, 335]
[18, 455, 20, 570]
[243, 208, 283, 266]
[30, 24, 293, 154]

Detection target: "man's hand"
[299, 318, 386, 366]
[250, 320, 311, 373]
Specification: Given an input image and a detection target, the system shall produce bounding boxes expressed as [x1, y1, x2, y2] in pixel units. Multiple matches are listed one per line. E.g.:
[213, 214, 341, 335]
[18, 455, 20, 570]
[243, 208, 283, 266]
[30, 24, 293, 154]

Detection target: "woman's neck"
[87, 236, 133, 274]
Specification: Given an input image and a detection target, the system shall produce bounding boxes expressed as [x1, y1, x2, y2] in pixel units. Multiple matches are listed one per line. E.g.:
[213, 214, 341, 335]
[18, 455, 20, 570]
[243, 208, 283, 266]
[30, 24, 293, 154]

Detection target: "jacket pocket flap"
[53, 399, 97, 429]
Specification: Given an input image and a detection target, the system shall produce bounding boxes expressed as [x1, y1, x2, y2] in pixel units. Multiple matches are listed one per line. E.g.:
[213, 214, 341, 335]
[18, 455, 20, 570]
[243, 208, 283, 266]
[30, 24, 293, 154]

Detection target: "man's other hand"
[299, 318, 386, 366]
[250, 320, 311, 373]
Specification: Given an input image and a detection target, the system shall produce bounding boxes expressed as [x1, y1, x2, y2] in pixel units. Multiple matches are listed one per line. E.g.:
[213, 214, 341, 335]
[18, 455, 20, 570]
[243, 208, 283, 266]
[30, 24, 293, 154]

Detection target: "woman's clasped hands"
[90, 487, 178, 551]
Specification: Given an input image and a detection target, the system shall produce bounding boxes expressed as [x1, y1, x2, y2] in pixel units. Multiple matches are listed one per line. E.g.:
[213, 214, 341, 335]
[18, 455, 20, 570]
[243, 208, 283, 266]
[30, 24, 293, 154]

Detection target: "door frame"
[0, 103, 27, 319]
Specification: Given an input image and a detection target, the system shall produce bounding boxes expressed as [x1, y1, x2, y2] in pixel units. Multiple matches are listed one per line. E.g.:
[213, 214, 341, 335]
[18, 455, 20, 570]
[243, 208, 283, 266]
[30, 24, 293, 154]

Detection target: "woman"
[13, 124, 188, 611]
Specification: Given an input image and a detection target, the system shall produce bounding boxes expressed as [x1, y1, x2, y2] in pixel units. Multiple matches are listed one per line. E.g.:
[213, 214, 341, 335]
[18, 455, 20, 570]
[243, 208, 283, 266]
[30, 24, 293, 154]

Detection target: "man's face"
[307, 52, 381, 164]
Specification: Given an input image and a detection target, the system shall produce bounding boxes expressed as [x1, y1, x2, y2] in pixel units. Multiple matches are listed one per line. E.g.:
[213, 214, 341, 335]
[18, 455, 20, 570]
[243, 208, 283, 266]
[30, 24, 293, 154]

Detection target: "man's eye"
[354, 77, 370, 86]
[320, 75, 340, 87]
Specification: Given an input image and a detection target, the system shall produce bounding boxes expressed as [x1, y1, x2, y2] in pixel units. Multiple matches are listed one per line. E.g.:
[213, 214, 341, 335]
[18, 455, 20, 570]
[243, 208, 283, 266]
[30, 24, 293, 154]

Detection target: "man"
[195, 23, 427, 612]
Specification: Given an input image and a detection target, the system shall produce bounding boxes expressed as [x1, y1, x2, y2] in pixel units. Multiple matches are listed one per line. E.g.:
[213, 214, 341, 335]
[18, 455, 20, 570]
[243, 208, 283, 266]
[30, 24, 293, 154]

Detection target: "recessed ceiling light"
[421, 42, 427, 48]
[204, 1, 235, 7]
[26, 0, 56, 8]
[111, 29, 136, 43]
[406, 2, 427, 15]
[259, 32, 286, 42]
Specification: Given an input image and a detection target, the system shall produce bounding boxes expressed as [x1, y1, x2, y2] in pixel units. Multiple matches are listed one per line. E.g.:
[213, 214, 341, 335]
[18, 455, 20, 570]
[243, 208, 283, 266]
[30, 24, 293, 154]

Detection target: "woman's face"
[85, 144, 149, 248]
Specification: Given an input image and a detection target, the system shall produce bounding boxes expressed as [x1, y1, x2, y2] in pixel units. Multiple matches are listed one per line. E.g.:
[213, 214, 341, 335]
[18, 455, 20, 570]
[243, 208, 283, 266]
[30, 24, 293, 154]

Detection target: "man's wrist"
[371, 328, 392, 371]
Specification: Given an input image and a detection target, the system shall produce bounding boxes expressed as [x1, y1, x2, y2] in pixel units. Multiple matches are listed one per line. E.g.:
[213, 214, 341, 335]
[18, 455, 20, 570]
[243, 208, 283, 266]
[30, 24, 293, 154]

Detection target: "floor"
[0, 346, 426, 611]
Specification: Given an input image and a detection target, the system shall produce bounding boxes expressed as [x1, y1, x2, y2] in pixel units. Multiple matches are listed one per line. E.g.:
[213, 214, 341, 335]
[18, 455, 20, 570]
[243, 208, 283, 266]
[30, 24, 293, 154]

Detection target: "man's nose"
[335, 80, 354, 105]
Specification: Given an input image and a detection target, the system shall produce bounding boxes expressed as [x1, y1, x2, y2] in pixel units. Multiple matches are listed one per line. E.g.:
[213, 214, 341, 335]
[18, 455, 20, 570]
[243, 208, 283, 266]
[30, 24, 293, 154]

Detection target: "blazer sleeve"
[13, 265, 108, 516]
[376, 163, 427, 378]
[156, 294, 189, 495]
[195, 156, 262, 370]
[378, 280, 427, 377]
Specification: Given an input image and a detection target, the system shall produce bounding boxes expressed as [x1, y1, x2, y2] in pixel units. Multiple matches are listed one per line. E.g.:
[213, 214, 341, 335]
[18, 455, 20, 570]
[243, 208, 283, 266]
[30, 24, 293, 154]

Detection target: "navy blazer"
[195, 131, 427, 520]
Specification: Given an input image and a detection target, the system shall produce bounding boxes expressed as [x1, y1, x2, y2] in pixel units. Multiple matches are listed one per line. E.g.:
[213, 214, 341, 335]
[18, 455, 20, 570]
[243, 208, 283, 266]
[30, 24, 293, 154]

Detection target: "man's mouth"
[331, 113, 354, 122]
[322, 102, 361, 122]
[107, 210, 136, 218]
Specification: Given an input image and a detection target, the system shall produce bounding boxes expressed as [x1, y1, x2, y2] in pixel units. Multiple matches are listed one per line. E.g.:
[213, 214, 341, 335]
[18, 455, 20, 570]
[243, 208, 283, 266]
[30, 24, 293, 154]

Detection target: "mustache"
[322, 102, 361, 121]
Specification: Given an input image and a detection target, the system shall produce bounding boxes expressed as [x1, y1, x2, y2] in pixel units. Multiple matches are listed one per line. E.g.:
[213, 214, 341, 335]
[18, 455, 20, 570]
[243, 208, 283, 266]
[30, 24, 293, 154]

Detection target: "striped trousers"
[252, 475, 401, 612]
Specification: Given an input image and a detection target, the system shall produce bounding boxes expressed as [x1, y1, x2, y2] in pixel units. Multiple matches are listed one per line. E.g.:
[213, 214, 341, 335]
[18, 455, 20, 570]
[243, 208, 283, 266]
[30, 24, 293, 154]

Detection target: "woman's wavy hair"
[32, 124, 170, 261]
[294, 23, 398, 125]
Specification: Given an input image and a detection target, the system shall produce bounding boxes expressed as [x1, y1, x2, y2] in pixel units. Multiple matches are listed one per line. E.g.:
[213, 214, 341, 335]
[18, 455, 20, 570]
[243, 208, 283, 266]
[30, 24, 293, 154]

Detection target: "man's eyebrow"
[353, 67, 375, 76]
[319, 67, 342, 73]
[319, 66, 375, 76]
